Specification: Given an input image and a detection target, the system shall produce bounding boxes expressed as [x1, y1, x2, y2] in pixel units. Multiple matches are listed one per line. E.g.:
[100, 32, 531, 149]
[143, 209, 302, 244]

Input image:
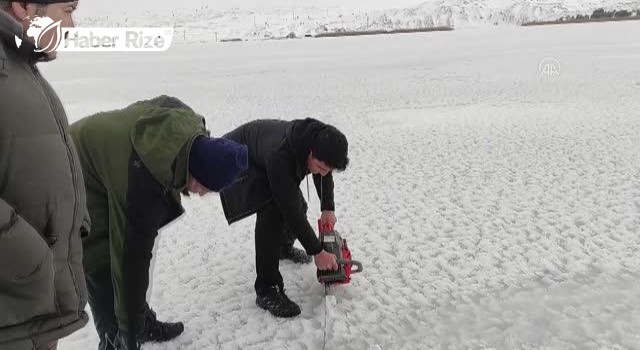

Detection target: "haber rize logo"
[15, 16, 63, 53]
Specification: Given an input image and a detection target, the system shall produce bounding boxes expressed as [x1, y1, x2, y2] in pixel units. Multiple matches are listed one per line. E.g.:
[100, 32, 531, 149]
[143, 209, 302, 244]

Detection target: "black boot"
[138, 305, 185, 343]
[256, 285, 301, 318]
[280, 245, 312, 264]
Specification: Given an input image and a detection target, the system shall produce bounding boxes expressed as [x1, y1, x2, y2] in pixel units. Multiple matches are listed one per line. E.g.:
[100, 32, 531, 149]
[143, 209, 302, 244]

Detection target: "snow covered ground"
[51, 20, 640, 349]
[74, 0, 640, 40]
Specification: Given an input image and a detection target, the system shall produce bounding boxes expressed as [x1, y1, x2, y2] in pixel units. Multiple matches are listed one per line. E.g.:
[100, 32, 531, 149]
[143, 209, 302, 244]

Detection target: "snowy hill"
[75, 0, 640, 40]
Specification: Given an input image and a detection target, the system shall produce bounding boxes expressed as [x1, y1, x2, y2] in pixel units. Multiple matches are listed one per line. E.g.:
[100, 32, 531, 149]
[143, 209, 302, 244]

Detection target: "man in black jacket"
[220, 118, 349, 317]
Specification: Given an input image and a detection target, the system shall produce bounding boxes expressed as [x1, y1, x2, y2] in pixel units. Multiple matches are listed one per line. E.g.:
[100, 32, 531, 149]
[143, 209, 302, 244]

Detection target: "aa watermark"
[539, 57, 561, 77]
[15, 15, 173, 53]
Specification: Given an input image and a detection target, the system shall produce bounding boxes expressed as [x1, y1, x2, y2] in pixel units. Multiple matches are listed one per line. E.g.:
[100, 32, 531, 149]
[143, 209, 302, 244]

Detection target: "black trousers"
[254, 199, 308, 295]
[85, 267, 117, 347]
[87, 267, 158, 349]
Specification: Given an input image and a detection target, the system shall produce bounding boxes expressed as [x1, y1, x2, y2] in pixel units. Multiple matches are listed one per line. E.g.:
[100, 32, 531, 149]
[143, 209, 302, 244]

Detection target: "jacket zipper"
[30, 63, 83, 312]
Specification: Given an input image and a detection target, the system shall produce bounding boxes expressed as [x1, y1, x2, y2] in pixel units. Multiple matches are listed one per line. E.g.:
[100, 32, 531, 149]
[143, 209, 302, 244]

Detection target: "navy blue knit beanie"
[188, 137, 248, 192]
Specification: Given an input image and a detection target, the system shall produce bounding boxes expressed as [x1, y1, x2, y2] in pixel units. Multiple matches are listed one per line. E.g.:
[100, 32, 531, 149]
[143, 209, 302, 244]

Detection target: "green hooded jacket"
[70, 95, 207, 335]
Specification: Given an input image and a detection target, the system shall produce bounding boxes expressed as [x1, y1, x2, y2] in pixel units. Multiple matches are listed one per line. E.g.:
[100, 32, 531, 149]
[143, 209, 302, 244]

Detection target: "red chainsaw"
[316, 221, 363, 285]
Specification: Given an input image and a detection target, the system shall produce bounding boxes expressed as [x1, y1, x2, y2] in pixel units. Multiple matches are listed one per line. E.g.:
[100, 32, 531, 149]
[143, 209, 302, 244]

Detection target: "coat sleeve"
[109, 154, 167, 336]
[107, 192, 135, 332]
[266, 152, 323, 255]
[313, 173, 335, 211]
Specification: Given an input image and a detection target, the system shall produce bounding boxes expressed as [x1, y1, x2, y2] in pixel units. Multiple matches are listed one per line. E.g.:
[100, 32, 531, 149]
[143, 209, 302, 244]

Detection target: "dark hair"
[312, 125, 349, 171]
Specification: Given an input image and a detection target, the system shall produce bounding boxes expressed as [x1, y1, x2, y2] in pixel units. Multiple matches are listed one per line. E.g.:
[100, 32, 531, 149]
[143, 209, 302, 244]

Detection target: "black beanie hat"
[188, 137, 248, 192]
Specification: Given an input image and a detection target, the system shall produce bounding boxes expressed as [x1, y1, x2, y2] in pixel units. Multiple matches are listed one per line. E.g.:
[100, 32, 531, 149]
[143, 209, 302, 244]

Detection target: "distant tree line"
[559, 8, 639, 22]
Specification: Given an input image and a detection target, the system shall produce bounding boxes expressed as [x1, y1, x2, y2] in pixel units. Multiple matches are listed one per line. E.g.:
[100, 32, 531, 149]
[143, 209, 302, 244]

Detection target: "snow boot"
[138, 305, 184, 343]
[256, 285, 301, 318]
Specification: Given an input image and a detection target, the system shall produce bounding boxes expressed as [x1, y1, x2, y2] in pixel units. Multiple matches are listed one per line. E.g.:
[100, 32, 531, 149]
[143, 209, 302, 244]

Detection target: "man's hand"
[314, 250, 338, 271]
[319, 211, 337, 229]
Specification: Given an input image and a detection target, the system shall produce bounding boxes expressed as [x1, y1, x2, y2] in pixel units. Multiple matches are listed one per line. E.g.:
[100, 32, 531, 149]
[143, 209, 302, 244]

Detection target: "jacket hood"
[286, 118, 327, 165]
[129, 95, 208, 189]
[0, 9, 21, 45]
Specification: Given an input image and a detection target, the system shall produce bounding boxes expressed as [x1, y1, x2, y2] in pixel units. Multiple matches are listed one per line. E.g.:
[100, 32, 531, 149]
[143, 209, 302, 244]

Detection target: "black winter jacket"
[220, 119, 335, 255]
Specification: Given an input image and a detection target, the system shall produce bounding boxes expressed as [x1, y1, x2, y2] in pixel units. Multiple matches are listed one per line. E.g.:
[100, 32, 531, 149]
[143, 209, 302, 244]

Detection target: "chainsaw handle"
[337, 260, 363, 274]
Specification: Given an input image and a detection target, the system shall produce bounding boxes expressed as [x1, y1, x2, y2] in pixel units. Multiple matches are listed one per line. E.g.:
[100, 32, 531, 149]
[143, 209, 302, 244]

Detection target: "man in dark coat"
[71, 96, 248, 350]
[220, 118, 349, 318]
[1, 2, 87, 350]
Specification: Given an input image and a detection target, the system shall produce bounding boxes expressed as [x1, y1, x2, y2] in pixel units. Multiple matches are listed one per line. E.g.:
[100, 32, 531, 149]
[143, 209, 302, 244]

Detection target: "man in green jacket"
[71, 96, 248, 350]
[0, 2, 87, 350]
